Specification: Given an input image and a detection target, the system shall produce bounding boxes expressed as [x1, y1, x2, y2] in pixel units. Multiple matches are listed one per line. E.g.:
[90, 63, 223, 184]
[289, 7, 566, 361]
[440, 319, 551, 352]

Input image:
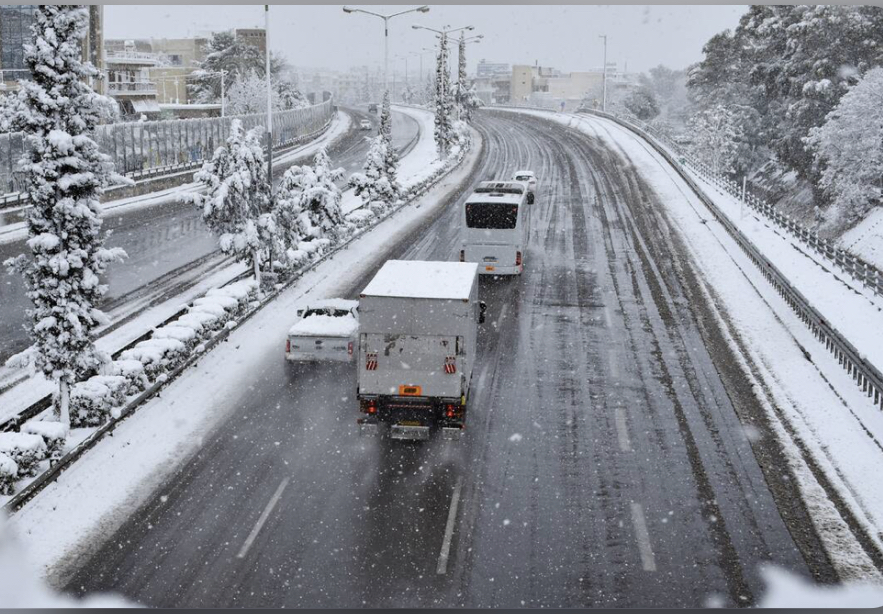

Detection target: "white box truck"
[356, 260, 485, 440]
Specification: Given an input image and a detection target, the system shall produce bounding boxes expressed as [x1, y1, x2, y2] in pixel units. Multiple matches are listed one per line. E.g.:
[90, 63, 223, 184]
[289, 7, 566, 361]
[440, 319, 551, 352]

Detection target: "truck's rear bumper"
[286, 352, 352, 362]
[358, 395, 465, 429]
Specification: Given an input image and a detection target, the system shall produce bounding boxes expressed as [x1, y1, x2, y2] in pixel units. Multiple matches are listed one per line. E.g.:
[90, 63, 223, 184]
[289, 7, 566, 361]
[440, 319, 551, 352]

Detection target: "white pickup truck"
[285, 299, 359, 363]
[356, 260, 485, 440]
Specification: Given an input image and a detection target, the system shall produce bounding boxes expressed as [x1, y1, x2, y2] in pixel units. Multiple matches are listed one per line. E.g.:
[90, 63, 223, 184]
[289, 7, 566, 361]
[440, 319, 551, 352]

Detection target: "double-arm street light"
[343, 5, 430, 96]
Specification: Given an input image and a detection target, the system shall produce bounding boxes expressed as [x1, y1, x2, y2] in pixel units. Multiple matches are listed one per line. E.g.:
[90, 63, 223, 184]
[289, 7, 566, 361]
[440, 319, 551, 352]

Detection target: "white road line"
[630, 502, 657, 572]
[494, 303, 509, 329]
[436, 476, 464, 575]
[614, 406, 632, 452]
[603, 304, 612, 329]
[236, 477, 290, 559]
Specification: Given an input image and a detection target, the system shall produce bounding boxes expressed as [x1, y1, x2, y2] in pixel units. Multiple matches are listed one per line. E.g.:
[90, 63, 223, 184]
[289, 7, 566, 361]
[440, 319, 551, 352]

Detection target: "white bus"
[459, 181, 531, 276]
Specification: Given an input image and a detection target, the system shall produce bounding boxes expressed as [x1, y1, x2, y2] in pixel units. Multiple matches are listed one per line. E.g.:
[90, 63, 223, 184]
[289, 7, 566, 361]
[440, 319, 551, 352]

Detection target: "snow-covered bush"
[69, 375, 128, 427]
[205, 279, 258, 313]
[2, 6, 127, 426]
[21, 421, 69, 464]
[152, 325, 201, 352]
[0, 433, 47, 478]
[688, 104, 742, 175]
[106, 359, 149, 396]
[349, 136, 398, 215]
[174, 310, 222, 336]
[345, 209, 376, 229]
[0, 453, 18, 495]
[275, 148, 345, 250]
[120, 337, 187, 381]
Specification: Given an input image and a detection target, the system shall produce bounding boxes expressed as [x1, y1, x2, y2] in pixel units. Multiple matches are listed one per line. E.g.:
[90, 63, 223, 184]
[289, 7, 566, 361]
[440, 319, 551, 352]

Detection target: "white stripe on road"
[494, 304, 509, 329]
[630, 502, 657, 572]
[614, 406, 632, 452]
[603, 304, 612, 329]
[236, 477, 290, 559]
[436, 476, 464, 575]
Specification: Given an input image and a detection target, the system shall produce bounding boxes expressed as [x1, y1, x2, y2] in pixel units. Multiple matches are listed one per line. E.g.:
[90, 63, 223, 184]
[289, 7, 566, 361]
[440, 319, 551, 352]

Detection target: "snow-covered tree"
[623, 88, 660, 121]
[688, 104, 742, 175]
[3, 6, 126, 426]
[378, 91, 399, 194]
[424, 72, 435, 108]
[806, 67, 883, 226]
[349, 136, 397, 213]
[0, 92, 24, 134]
[188, 31, 287, 105]
[455, 33, 468, 115]
[225, 72, 309, 116]
[275, 148, 344, 246]
[434, 37, 454, 158]
[185, 119, 273, 286]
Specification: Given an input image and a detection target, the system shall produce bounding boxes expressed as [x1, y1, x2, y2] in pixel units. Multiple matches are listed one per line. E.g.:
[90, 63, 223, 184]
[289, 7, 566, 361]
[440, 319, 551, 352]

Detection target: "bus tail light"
[286, 338, 290, 353]
[459, 250, 465, 262]
[348, 341, 354, 356]
[516, 251, 522, 266]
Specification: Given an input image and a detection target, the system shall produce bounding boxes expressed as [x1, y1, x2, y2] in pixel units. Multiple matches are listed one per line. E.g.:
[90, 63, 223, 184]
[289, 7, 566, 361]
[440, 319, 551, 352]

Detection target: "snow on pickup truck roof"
[289, 314, 358, 338]
[303, 298, 359, 311]
[361, 260, 479, 300]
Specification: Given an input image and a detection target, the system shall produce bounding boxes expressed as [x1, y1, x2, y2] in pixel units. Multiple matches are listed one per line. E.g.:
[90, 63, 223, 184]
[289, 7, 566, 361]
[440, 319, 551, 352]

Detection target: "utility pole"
[599, 34, 608, 112]
[265, 4, 273, 181]
[220, 70, 226, 118]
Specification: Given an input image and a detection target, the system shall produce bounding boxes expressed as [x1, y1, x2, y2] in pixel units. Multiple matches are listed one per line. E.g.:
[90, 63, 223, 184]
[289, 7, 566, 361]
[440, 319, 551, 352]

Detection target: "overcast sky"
[105, 5, 745, 75]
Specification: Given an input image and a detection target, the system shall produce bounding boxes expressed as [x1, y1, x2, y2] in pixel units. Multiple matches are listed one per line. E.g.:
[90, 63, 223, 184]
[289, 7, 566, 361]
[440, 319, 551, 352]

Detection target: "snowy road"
[64, 111, 826, 607]
[0, 108, 418, 364]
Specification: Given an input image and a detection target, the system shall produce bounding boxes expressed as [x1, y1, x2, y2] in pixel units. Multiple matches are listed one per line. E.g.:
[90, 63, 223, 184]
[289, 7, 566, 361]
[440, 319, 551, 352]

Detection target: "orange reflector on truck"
[399, 385, 422, 396]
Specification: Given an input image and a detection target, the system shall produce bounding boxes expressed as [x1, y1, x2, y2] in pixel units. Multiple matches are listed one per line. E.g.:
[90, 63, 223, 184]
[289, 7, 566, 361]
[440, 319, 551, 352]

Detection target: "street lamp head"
[342, 6, 354, 13]
[417, 6, 430, 13]
[466, 26, 475, 31]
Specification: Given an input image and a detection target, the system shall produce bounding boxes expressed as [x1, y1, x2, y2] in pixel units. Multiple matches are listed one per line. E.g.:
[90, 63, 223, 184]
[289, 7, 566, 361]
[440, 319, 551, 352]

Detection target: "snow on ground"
[842, 208, 883, 270]
[7, 120, 481, 586]
[504, 108, 883, 581]
[0, 111, 352, 246]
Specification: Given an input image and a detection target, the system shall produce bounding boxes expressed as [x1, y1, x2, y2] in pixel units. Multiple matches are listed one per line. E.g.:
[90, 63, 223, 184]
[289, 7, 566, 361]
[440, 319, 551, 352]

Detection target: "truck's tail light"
[361, 399, 377, 414]
[459, 250, 465, 262]
[348, 341, 354, 356]
[516, 251, 522, 266]
[445, 404, 455, 418]
[444, 356, 457, 374]
[366, 353, 378, 370]
[286, 338, 290, 353]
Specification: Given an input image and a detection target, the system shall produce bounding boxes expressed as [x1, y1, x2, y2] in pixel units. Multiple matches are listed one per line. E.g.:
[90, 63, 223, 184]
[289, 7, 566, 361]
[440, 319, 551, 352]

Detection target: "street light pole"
[220, 70, 226, 118]
[265, 4, 273, 181]
[343, 6, 430, 96]
[599, 34, 608, 112]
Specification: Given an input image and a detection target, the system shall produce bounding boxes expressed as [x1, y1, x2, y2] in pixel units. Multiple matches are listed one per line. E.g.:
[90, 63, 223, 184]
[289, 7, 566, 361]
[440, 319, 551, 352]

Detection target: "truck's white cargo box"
[357, 261, 481, 424]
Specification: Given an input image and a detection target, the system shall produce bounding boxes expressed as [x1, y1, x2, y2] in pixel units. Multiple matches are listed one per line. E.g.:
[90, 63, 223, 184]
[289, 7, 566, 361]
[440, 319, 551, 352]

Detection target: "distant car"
[367, 103, 378, 113]
[513, 170, 537, 204]
[359, 119, 373, 131]
[286, 299, 359, 364]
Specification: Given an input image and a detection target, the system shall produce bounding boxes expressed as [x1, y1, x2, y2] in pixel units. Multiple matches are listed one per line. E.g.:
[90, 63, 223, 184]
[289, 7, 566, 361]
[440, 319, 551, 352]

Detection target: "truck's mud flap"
[441, 427, 464, 441]
[358, 421, 381, 437]
[390, 425, 431, 441]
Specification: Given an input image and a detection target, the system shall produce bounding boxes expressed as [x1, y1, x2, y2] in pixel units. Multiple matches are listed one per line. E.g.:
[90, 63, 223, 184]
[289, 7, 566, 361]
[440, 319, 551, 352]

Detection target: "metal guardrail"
[2, 120, 479, 512]
[0, 99, 335, 205]
[574, 108, 883, 412]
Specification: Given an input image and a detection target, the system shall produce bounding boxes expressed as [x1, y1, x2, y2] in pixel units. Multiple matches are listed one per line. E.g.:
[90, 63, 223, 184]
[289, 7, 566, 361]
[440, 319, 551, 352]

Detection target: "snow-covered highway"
[53, 110, 847, 607]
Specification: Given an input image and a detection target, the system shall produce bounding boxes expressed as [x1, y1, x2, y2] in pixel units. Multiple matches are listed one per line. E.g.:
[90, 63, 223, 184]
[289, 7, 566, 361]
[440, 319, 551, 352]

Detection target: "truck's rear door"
[361, 333, 462, 398]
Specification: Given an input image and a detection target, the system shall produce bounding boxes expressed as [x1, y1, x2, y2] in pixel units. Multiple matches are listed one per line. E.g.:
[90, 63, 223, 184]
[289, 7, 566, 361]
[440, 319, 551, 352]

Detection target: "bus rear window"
[465, 203, 518, 229]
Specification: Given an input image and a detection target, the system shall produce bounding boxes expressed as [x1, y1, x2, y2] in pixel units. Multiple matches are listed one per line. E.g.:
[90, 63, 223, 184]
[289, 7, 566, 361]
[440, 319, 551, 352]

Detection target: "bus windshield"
[466, 202, 519, 229]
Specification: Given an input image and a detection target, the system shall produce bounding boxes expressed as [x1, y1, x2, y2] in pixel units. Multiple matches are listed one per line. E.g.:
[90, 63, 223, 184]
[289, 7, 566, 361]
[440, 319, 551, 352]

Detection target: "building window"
[1, 5, 37, 77]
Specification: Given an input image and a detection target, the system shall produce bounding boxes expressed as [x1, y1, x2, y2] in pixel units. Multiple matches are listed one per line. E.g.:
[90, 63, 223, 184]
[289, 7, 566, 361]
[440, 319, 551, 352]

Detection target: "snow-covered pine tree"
[378, 91, 400, 197]
[434, 36, 454, 158]
[3, 6, 126, 426]
[185, 119, 273, 287]
[276, 148, 344, 246]
[349, 136, 397, 214]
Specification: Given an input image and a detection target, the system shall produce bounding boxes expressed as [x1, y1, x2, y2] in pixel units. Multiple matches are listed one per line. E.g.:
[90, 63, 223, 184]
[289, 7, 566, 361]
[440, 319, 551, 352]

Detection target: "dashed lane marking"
[236, 477, 290, 559]
[630, 502, 657, 572]
[436, 476, 464, 575]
